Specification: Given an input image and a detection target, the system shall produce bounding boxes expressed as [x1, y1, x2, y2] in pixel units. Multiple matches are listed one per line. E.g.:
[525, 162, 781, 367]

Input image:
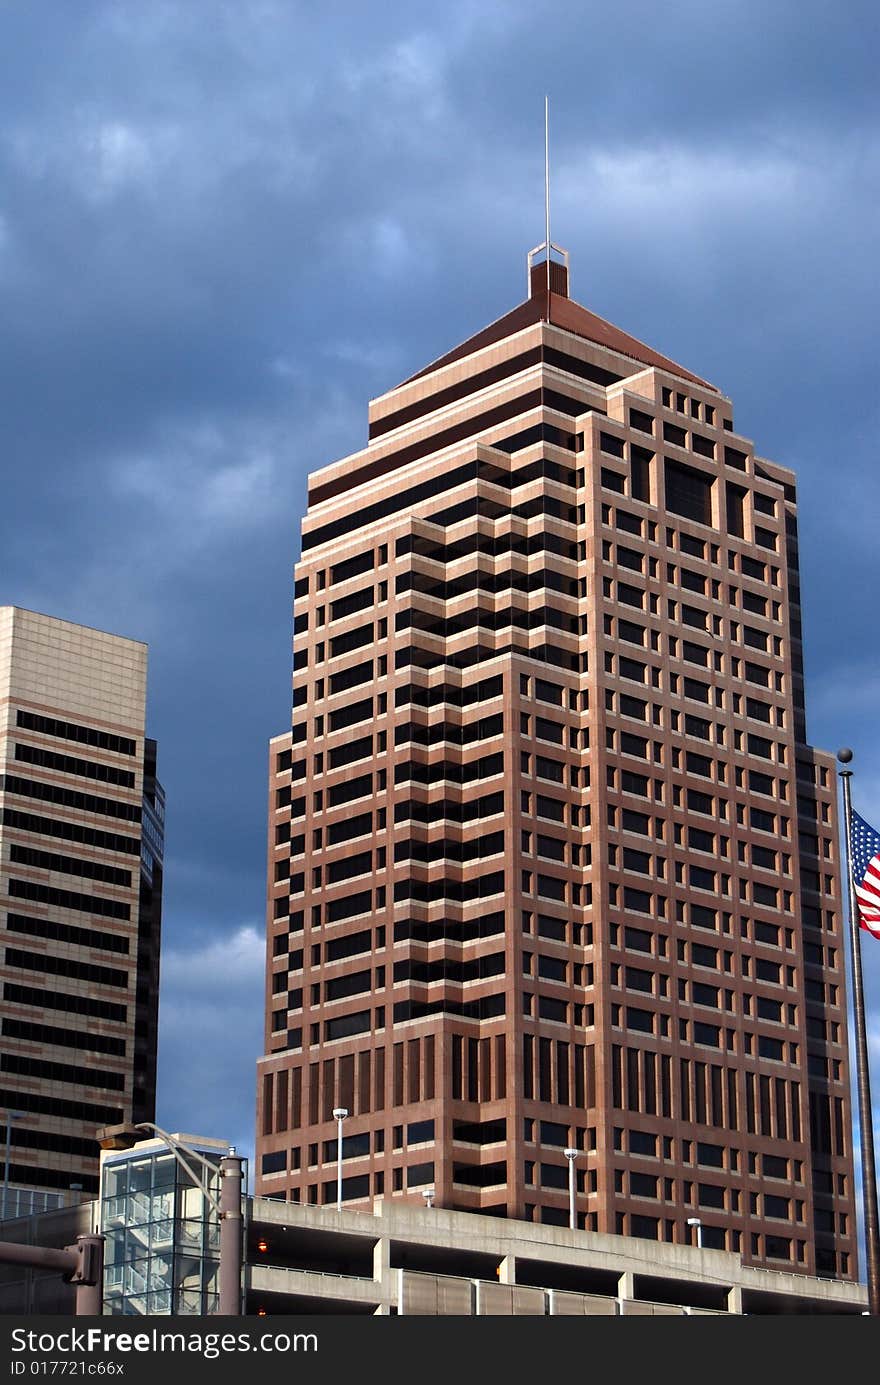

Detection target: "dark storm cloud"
[1, 0, 878, 1154]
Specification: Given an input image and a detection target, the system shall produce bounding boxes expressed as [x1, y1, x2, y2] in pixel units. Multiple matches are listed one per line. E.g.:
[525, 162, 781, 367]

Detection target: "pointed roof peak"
[402, 248, 716, 393]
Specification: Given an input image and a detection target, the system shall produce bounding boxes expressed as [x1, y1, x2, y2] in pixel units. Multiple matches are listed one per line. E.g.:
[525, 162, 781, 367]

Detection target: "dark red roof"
[402, 260, 715, 392]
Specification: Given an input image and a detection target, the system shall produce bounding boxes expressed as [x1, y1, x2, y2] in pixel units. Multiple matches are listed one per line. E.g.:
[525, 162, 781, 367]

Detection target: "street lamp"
[422, 1188, 435, 1209]
[2, 1112, 24, 1223]
[564, 1147, 578, 1230]
[332, 1108, 348, 1212]
[687, 1216, 703, 1249]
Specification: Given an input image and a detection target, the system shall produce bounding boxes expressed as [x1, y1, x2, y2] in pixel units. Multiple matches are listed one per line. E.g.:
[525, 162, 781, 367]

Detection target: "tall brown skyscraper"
[256, 251, 856, 1280]
[0, 607, 163, 1210]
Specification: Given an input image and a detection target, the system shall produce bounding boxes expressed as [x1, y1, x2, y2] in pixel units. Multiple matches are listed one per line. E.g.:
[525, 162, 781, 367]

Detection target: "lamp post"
[687, 1216, 703, 1249]
[423, 1189, 435, 1209]
[2, 1112, 23, 1223]
[218, 1147, 244, 1316]
[332, 1108, 348, 1212]
[564, 1148, 578, 1230]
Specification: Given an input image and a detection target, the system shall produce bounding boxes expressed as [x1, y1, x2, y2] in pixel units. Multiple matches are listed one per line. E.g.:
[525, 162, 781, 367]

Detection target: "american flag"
[850, 810, 880, 940]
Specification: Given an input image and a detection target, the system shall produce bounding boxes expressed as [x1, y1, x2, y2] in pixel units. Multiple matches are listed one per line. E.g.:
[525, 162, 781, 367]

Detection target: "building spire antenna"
[544, 94, 551, 305]
[528, 96, 568, 313]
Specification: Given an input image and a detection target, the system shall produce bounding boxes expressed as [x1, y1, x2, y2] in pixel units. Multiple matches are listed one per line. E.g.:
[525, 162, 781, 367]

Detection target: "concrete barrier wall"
[548, 1289, 618, 1316]
[399, 1270, 473, 1315]
[476, 1280, 546, 1315]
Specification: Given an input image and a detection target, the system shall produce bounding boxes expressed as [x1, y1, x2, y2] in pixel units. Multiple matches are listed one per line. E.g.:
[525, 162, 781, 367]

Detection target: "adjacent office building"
[256, 249, 855, 1281]
[0, 606, 163, 1209]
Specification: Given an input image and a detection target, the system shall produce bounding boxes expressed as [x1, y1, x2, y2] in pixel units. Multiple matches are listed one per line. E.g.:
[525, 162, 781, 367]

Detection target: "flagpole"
[837, 748, 880, 1315]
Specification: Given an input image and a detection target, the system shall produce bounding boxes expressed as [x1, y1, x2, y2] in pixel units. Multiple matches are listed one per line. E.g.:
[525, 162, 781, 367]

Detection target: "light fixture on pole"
[687, 1216, 703, 1249]
[563, 1147, 578, 1230]
[422, 1188, 435, 1209]
[2, 1112, 24, 1223]
[332, 1108, 348, 1212]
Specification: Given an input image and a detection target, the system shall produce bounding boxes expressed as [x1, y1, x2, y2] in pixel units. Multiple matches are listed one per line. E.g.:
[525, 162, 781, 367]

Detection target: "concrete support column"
[726, 1284, 743, 1315]
[497, 1254, 516, 1284]
[618, 1270, 635, 1301]
[373, 1236, 391, 1295]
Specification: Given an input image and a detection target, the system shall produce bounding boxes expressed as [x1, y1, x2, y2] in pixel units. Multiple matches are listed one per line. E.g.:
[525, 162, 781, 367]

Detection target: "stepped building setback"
[256, 250, 855, 1282]
[0, 607, 163, 1209]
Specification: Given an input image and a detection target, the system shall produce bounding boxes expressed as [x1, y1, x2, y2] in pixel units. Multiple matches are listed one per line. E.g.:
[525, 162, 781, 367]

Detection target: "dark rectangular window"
[601, 467, 625, 494]
[620, 733, 648, 759]
[16, 710, 136, 758]
[330, 623, 373, 658]
[600, 432, 626, 458]
[623, 887, 652, 913]
[618, 582, 644, 609]
[629, 410, 654, 435]
[726, 482, 746, 538]
[631, 447, 651, 502]
[331, 550, 375, 584]
[619, 657, 646, 683]
[14, 744, 135, 790]
[0, 774, 140, 824]
[327, 773, 372, 807]
[692, 944, 717, 968]
[698, 1182, 725, 1208]
[329, 661, 373, 694]
[328, 698, 373, 732]
[535, 756, 564, 784]
[534, 678, 563, 706]
[330, 586, 374, 621]
[8, 879, 129, 921]
[328, 736, 373, 769]
[325, 969, 371, 1000]
[621, 770, 649, 796]
[665, 459, 713, 526]
[4, 912, 128, 956]
[535, 717, 564, 745]
[325, 1010, 371, 1040]
[618, 620, 646, 646]
[615, 510, 642, 536]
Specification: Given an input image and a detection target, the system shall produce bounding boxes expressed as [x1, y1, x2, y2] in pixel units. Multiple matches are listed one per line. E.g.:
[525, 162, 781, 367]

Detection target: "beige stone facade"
[0, 607, 162, 1205]
[256, 255, 855, 1283]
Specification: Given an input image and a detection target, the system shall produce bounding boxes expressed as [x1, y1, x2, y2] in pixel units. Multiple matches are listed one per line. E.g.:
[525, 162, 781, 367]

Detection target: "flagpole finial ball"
[837, 748, 853, 764]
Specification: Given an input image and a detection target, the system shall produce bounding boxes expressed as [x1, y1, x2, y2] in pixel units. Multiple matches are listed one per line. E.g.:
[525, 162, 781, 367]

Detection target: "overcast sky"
[2, 0, 879, 1175]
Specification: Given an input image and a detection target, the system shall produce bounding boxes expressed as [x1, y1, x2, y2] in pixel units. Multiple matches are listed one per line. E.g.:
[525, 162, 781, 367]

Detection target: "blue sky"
[1, 0, 879, 1173]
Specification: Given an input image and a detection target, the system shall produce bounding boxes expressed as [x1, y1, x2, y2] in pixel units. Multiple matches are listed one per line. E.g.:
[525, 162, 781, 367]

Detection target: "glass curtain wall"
[101, 1148, 223, 1315]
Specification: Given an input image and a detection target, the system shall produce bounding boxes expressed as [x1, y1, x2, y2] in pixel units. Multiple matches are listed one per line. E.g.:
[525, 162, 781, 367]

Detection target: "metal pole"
[564, 1148, 577, 1230]
[2, 1113, 10, 1223]
[544, 94, 551, 308]
[333, 1108, 347, 1212]
[838, 753, 880, 1316]
[218, 1152, 243, 1316]
[0, 1235, 104, 1314]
